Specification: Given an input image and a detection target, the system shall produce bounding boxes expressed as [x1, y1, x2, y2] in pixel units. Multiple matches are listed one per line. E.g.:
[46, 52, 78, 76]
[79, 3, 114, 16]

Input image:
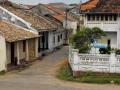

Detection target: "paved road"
[0, 46, 120, 90]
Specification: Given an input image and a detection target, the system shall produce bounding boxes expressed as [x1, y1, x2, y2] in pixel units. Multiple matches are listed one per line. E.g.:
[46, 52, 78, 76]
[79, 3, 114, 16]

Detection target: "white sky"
[9, 0, 88, 5]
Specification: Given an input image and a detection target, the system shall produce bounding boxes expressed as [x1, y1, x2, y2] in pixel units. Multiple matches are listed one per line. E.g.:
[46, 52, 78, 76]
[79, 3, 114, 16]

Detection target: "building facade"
[0, 20, 39, 71]
[81, 0, 120, 48]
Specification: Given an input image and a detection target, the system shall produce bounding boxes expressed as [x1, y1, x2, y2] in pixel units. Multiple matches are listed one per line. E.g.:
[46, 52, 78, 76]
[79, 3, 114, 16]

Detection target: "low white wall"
[69, 46, 120, 74]
[0, 36, 6, 71]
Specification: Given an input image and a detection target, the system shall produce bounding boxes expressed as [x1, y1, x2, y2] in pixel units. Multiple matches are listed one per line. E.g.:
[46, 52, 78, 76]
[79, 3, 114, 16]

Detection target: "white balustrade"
[69, 46, 120, 73]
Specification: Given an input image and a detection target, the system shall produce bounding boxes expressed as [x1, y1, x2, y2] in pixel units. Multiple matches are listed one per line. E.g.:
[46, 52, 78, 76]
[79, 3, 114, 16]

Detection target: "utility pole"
[65, 8, 69, 45]
[78, 0, 82, 31]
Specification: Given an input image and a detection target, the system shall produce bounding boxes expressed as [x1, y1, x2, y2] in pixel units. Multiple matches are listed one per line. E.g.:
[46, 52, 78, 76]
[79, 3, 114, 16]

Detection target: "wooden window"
[60, 34, 62, 39]
[23, 40, 26, 52]
[96, 15, 99, 21]
[58, 35, 60, 42]
[109, 15, 113, 21]
[113, 15, 117, 21]
[53, 36, 55, 44]
[101, 15, 104, 21]
[91, 15, 95, 21]
[105, 15, 108, 21]
[87, 15, 91, 21]
[108, 39, 111, 46]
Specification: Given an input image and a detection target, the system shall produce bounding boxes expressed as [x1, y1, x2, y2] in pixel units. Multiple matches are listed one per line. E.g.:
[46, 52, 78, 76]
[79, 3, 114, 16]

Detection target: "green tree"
[70, 27, 105, 53]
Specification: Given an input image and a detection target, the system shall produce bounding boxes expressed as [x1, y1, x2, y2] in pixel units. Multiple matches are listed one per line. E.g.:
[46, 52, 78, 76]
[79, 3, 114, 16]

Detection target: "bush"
[116, 49, 120, 55]
[0, 70, 5, 75]
[70, 27, 105, 53]
[99, 45, 111, 54]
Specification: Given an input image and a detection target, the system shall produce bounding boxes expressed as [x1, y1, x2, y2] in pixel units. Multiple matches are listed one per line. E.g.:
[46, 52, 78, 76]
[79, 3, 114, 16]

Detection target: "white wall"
[48, 30, 65, 51]
[106, 32, 117, 48]
[84, 15, 120, 48]
[63, 20, 77, 34]
[0, 36, 6, 71]
[54, 31, 65, 47]
[84, 15, 119, 32]
[69, 47, 120, 75]
[48, 31, 54, 51]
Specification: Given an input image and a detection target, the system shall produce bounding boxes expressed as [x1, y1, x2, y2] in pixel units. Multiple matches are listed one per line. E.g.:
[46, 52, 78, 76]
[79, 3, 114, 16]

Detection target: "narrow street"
[0, 46, 120, 90]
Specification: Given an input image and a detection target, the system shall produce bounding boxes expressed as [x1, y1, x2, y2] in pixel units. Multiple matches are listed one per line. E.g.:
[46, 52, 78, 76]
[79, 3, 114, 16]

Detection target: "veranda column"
[25, 40, 29, 61]
[35, 38, 38, 58]
[16, 42, 20, 65]
[117, 14, 120, 48]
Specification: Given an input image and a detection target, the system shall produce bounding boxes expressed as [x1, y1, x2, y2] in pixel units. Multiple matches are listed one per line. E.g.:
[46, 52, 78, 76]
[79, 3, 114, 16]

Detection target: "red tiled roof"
[90, 0, 120, 13]
[82, 0, 120, 13]
[52, 14, 65, 21]
[81, 0, 99, 11]
[44, 5, 65, 15]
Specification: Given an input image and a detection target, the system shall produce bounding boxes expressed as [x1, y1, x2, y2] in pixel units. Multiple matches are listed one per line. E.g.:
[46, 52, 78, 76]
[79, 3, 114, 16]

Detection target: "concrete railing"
[69, 46, 120, 75]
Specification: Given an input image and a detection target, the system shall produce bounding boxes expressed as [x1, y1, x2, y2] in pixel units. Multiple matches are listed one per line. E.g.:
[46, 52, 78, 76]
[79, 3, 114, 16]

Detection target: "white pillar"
[117, 15, 120, 48]
[16, 42, 20, 65]
[25, 40, 29, 61]
[35, 38, 38, 58]
[109, 52, 117, 73]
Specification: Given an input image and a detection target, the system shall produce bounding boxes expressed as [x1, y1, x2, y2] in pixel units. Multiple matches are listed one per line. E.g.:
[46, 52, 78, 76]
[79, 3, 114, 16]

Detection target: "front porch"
[6, 38, 38, 71]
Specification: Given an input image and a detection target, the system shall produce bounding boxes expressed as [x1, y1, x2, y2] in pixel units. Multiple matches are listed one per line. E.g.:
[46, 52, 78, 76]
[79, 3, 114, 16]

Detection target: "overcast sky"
[9, 0, 88, 5]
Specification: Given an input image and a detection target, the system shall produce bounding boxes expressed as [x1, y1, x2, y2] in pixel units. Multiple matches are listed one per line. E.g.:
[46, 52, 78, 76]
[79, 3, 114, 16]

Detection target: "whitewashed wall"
[84, 15, 119, 32]
[69, 46, 120, 74]
[106, 32, 117, 48]
[48, 30, 65, 51]
[84, 15, 120, 48]
[0, 36, 6, 71]
[63, 20, 77, 34]
[54, 31, 65, 47]
[48, 31, 54, 51]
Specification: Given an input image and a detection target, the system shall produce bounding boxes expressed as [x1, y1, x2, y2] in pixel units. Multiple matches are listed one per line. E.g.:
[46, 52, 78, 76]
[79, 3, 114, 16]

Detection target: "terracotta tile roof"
[0, 1, 57, 30]
[44, 5, 65, 15]
[82, 0, 120, 13]
[51, 14, 77, 22]
[52, 14, 65, 21]
[90, 0, 120, 13]
[0, 20, 39, 42]
[30, 4, 79, 22]
[81, 0, 99, 11]
[45, 5, 79, 22]
[45, 15, 64, 30]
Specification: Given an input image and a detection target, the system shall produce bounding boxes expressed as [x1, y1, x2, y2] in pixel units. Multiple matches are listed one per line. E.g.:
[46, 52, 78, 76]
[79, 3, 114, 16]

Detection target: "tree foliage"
[70, 27, 106, 53]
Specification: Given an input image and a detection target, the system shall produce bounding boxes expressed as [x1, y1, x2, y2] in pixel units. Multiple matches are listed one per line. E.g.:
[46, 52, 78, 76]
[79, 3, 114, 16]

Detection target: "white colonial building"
[84, 13, 120, 48]
[79, 0, 120, 49]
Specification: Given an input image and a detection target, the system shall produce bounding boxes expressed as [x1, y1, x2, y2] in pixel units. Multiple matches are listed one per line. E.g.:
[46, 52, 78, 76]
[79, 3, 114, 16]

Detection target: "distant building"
[0, 1, 66, 55]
